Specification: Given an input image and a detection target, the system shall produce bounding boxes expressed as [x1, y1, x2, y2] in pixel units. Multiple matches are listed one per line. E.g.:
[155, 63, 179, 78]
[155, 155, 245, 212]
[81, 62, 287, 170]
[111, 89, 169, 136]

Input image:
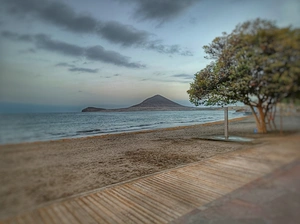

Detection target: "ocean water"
[0, 110, 244, 145]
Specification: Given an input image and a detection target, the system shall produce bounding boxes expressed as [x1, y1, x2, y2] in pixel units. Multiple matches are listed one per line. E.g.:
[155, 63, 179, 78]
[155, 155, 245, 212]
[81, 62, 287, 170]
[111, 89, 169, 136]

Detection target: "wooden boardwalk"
[2, 134, 300, 224]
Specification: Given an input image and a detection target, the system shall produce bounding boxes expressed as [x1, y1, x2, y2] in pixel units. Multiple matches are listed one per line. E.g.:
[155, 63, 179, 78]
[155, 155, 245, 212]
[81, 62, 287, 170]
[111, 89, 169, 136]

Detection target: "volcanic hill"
[82, 95, 194, 112]
[131, 95, 184, 108]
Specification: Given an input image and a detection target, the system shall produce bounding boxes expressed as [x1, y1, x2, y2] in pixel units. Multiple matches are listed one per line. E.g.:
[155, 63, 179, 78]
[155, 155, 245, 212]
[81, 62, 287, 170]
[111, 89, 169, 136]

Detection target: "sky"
[0, 0, 299, 113]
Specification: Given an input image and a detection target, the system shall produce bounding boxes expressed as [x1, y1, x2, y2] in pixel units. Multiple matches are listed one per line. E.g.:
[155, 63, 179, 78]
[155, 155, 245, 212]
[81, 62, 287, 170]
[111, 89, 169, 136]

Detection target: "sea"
[0, 110, 244, 145]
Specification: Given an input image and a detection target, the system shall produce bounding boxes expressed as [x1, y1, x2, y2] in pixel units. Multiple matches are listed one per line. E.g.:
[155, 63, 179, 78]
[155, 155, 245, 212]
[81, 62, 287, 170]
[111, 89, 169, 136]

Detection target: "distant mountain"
[81, 95, 194, 112]
[130, 95, 185, 108]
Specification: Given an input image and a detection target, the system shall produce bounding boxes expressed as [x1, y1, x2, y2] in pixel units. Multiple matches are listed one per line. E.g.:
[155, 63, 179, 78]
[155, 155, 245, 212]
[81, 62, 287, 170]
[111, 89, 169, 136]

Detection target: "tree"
[188, 19, 300, 133]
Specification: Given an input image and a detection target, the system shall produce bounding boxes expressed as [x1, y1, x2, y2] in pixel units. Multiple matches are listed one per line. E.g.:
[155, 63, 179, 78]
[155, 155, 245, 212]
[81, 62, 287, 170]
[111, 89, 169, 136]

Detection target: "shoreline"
[1, 115, 299, 220]
[0, 115, 249, 147]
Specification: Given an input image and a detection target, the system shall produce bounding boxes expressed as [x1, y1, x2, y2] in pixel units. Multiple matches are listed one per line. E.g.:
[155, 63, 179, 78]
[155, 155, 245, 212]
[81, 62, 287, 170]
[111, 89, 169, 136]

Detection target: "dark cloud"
[97, 21, 192, 56]
[1, 30, 33, 41]
[69, 67, 99, 73]
[146, 41, 193, 56]
[55, 62, 98, 73]
[42, 2, 98, 33]
[98, 21, 149, 46]
[1, 0, 98, 33]
[124, 0, 200, 22]
[1, 0, 192, 56]
[86, 46, 145, 68]
[55, 62, 75, 67]
[1, 31, 145, 68]
[172, 74, 194, 79]
[35, 34, 85, 56]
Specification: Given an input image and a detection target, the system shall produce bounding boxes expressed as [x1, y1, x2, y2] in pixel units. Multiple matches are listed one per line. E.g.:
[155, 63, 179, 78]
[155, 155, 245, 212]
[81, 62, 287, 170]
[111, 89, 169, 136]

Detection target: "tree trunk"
[248, 104, 267, 133]
[249, 105, 260, 131]
[257, 105, 267, 133]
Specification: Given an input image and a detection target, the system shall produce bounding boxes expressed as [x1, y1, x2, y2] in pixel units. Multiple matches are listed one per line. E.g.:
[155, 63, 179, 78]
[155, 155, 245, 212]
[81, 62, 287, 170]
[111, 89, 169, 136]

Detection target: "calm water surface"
[0, 110, 244, 145]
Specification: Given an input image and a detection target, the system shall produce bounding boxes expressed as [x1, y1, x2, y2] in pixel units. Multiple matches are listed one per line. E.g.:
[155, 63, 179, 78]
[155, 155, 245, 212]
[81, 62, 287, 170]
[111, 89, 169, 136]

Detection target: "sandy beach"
[1, 115, 299, 220]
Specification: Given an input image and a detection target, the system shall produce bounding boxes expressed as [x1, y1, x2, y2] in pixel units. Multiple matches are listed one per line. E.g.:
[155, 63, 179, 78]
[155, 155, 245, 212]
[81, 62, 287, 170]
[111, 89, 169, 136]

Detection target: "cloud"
[1, 0, 192, 56]
[55, 62, 98, 73]
[55, 62, 75, 67]
[86, 46, 146, 68]
[124, 0, 200, 22]
[96, 21, 192, 56]
[146, 41, 193, 56]
[97, 21, 150, 47]
[1, 31, 145, 68]
[35, 34, 85, 56]
[172, 74, 194, 79]
[69, 67, 99, 73]
[1, 30, 33, 41]
[1, 0, 98, 33]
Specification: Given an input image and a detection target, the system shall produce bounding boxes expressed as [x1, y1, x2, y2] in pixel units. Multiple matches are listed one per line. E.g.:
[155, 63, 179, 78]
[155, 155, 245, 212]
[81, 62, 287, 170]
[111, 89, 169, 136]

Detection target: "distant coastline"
[81, 106, 209, 112]
[82, 94, 217, 112]
[81, 94, 249, 112]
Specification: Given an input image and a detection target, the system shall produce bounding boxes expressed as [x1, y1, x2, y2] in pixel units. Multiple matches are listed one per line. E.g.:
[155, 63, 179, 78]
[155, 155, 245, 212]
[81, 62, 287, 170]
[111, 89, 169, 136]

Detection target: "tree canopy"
[188, 19, 300, 133]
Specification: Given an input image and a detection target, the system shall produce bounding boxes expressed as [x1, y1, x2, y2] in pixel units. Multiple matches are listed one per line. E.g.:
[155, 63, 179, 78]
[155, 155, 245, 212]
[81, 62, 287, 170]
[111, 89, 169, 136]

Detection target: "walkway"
[2, 133, 300, 224]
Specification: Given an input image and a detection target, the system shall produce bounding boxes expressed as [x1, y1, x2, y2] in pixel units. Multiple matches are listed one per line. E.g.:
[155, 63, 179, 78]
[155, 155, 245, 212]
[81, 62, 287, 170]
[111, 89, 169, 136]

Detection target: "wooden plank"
[101, 190, 151, 223]
[86, 195, 124, 224]
[123, 184, 181, 218]
[38, 207, 59, 224]
[94, 191, 141, 223]
[53, 204, 80, 224]
[132, 182, 193, 214]
[2, 134, 299, 224]
[178, 167, 245, 188]
[63, 200, 97, 224]
[154, 174, 220, 201]
[139, 178, 204, 207]
[174, 171, 237, 194]
[157, 172, 225, 198]
[116, 187, 171, 223]
[74, 198, 108, 224]
[110, 188, 166, 223]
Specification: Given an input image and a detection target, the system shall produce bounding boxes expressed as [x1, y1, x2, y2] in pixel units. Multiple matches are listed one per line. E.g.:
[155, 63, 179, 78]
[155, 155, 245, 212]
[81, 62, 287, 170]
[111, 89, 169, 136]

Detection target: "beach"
[1, 115, 299, 220]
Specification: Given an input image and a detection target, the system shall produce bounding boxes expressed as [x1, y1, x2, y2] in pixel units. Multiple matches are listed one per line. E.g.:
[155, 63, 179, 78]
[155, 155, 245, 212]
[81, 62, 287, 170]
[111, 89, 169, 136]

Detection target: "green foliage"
[188, 18, 300, 107]
[188, 18, 300, 133]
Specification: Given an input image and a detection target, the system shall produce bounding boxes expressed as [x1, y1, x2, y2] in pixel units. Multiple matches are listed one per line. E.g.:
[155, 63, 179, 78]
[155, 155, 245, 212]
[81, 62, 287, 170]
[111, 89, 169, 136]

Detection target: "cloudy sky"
[0, 0, 299, 112]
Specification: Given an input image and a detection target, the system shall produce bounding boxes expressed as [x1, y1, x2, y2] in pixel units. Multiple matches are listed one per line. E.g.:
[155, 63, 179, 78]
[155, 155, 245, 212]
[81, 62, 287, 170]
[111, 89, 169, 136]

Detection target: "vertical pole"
[280, 104, 283, 135]
[224, 107, 228, 139]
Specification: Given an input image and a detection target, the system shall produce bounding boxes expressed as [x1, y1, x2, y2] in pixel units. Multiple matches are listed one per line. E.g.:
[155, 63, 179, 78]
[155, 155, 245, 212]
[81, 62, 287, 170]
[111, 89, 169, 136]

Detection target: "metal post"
[224, 107, 228, 139]
[280, 105, 283, 135]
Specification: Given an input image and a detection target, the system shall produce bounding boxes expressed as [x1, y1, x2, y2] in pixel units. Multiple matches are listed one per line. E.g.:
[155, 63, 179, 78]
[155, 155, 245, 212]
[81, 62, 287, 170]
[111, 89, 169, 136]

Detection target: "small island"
[82, 95, 199, 112]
